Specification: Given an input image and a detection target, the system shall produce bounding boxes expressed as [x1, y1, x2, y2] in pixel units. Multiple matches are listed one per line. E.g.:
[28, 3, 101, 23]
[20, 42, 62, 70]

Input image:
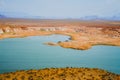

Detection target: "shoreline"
[0, 27, 120, 50]
[0, 19, 120, 79]
[1, 33, 120, 49]
[0, 19, 120, 50]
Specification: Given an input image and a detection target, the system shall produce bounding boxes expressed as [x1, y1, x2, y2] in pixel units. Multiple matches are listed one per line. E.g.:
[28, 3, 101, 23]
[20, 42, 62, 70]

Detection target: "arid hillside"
[0, 67, 120, 80]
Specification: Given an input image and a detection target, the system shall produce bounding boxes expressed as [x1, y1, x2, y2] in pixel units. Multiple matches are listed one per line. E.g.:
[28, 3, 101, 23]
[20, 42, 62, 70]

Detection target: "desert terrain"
[0, 18, 120, 50]
[0, 18, 120, 79]
[0, 67, 120, 80]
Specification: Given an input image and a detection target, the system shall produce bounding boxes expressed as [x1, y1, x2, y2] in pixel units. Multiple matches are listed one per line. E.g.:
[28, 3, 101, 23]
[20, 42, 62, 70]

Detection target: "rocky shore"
[44, 42, 58, 46]
[0, 19, 120, 50]
[0, 67, 120, 80]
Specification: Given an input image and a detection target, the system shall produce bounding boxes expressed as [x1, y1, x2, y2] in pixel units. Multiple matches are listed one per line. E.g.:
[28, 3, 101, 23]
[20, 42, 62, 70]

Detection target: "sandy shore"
[0, 19, 120, 50]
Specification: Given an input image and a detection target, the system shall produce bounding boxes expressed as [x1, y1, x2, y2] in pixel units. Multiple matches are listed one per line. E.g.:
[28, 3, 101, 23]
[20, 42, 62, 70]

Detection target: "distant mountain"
[80, 15, 99, 20]
[80, 15, 120, 21]
[0, 14, 6, 18]
[0, 12, 48, 19]
[0, 11, 120, 20]
[0, 12, 32, 18]
[105, 15, 120, 20]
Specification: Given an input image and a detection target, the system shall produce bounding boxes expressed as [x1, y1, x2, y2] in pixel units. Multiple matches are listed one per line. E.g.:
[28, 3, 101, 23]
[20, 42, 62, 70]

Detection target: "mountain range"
[0, 14, 6, 18]
[80, 15, 120, 20]
[0, 12, 120, 20]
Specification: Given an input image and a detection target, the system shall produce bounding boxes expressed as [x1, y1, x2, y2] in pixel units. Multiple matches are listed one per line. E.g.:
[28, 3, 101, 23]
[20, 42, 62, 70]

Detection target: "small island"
[44, 42, 58, 46]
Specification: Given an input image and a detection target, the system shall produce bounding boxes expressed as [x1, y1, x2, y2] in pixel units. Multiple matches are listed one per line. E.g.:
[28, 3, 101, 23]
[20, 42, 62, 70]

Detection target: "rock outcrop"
[0, 20, 120, 50]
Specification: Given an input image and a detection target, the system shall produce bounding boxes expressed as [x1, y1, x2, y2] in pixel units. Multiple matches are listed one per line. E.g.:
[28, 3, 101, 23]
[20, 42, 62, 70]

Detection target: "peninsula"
[0, 18, 120, 50]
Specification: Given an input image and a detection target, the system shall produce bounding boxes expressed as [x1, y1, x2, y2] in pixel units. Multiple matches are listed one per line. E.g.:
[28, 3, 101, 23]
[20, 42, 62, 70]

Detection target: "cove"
[0, 34, 120, 74]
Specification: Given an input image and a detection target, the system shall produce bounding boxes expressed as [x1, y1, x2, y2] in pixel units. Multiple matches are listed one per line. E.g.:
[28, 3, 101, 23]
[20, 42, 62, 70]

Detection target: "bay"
[0, 34, 120, 74]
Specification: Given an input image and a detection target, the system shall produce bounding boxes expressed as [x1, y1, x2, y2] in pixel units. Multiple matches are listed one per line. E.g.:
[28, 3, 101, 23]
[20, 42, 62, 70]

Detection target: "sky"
[0, 0, 120, 18]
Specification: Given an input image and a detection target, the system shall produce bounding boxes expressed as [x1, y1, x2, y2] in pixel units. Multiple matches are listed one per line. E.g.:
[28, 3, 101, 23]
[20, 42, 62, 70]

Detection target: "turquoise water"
[0, 34, 120, 74]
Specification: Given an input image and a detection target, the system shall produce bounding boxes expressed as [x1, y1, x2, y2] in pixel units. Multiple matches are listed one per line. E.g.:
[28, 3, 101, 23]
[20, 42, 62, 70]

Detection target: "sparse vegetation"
[0, 67, 119, 80]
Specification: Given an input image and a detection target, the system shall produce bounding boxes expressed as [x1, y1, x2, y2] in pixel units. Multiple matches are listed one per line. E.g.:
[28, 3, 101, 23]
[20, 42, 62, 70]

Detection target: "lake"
[0, 34, 120, 74]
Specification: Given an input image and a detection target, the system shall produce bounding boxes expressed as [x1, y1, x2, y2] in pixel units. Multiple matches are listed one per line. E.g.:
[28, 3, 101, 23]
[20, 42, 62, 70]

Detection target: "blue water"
[0, 34, 120, 74]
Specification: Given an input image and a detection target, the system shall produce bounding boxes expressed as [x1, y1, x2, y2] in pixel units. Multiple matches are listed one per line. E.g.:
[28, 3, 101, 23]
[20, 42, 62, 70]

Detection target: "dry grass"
[0, 67, 119, 80]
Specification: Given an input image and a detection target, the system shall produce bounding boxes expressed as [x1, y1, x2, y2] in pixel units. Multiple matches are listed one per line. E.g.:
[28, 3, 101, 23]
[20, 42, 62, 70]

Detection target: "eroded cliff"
[0, 20, 120, 50]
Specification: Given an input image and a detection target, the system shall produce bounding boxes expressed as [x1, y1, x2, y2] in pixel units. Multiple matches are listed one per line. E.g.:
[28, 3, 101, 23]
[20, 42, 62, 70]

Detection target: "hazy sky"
[0, 0, 120, 18]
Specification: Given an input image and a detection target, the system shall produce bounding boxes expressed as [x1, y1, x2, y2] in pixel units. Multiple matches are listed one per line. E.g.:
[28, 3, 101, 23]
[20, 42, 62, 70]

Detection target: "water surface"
[0, 34, 120, 74]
